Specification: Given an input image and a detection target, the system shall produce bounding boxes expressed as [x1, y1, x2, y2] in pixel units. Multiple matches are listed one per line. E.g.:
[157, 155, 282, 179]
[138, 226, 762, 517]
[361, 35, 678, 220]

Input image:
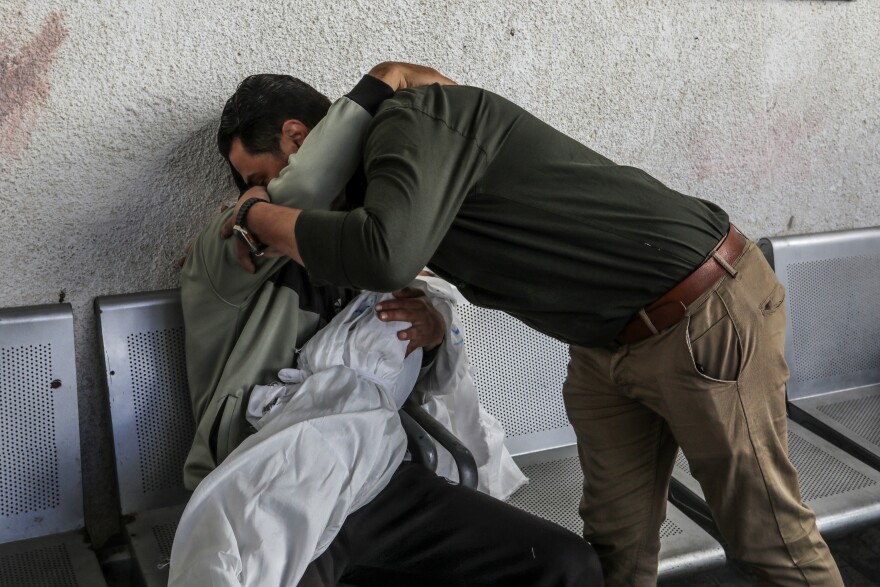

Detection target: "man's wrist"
[234, 198, 269, 255]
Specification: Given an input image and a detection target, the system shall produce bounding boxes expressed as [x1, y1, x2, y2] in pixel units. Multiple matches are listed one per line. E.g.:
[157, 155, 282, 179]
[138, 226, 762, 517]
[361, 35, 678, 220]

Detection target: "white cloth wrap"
[409, 276, 527, 498]
[169, 280, 525, 586]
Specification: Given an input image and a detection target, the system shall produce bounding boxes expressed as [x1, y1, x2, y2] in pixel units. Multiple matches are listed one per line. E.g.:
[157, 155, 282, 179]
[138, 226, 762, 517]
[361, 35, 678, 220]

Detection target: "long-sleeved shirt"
[295, 83, 730, 347]
[178, 93, 379, 488]
[180, 77, 434, 488]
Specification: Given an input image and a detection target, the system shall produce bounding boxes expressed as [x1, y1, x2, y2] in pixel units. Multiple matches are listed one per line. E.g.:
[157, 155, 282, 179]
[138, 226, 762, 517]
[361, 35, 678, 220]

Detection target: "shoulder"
[369, 85, 526, 158]
[374, 85, 493, 125]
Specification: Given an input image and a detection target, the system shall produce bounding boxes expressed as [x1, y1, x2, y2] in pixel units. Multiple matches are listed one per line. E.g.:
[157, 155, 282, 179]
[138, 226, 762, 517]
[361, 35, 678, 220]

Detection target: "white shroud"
[169, 278, 525, 586]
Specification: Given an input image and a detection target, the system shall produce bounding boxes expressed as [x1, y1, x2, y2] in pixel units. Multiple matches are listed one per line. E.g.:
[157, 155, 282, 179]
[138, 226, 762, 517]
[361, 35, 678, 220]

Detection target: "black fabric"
[298, 463, 603, 587]
[272, 261, 356, 324]
[341, 163, 368, 211]
[346, 74, 395, 115]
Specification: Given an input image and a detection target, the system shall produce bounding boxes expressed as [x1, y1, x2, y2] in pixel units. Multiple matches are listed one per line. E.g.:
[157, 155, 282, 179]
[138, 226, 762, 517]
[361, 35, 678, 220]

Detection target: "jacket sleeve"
[267, 97, 371, 210]
[186, 77, 394, 306]
[295, 104, 487, 292]
[268, 74, 394, 209]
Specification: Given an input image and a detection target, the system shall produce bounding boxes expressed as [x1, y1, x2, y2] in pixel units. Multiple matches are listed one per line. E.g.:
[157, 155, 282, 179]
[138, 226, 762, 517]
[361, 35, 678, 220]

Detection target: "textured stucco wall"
[1, 0, 878, 545]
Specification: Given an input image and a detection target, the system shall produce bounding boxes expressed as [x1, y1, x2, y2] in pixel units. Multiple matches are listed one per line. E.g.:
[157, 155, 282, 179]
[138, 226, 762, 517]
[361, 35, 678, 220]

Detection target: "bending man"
[219, 62, 843, 586]
[178, 63, 602, 586]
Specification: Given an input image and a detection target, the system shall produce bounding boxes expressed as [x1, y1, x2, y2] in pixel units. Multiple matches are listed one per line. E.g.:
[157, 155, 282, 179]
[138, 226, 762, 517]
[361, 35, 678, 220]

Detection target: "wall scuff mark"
[0, 10, 68, 158]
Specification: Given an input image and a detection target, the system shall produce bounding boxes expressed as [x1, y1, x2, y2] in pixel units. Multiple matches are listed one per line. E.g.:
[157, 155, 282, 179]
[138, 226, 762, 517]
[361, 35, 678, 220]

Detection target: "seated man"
[174, 63, 602, 586]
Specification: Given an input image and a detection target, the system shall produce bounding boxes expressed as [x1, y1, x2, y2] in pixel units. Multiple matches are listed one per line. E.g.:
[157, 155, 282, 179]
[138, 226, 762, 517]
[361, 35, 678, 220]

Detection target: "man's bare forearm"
[247, 201, 304, 266]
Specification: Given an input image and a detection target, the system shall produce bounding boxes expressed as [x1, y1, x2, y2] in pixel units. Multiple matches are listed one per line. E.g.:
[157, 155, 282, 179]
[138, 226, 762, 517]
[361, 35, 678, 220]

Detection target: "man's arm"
[268, 62, 456, 210]
[265, 75, 392, 210]
[232, 87, 486, 291]
[222, 62, 457, 274]
[184, 88, 378, 301]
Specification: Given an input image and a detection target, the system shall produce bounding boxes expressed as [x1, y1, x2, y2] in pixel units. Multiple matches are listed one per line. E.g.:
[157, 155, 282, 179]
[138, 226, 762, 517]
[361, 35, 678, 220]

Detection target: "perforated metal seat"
[672, 419, 880, 538]
[0, 304, 106, 586]
[96, 290, 194, 586]
[456, 299, 726, 580]
[759, 228, 880, 473]
[126, 503, 185, 586]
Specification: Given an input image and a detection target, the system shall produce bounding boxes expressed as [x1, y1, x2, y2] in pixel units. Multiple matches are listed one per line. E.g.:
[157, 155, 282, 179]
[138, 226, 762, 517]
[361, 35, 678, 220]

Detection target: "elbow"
[346, 214, 424, 291]
[356, 260, 421, 293]
[368, 61, 396, 80]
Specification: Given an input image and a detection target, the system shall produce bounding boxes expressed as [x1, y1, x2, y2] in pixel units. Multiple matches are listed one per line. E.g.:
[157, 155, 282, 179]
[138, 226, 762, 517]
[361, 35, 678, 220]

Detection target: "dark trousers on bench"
[563, 242, 843, 586]
[298, 462, 603, 586]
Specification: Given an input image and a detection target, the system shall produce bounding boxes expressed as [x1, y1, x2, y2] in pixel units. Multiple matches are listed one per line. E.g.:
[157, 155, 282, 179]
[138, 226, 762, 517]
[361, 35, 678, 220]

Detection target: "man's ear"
[279, 119, 311, 155]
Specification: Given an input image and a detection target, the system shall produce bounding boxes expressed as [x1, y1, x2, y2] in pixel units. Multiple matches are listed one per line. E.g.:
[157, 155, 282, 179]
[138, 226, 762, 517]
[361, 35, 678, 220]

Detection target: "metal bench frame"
[454, 296, 727, 580]
[759, 227, 880, 471]
[96, 290, 193, 586]
[0, 303, 106, 586]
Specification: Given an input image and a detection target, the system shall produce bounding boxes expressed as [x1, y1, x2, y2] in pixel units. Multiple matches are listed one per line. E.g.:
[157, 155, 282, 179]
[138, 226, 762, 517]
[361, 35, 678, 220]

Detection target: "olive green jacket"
[180, 96, 370, 489]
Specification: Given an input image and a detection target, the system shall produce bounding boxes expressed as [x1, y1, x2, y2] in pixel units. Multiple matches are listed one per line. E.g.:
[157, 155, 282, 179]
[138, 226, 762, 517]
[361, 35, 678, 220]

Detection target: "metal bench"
[96, 288, 479, 585]
[670, 227, 880, 540]
[96, 290, 192, 587]
[455, 299, 727, 580]
[672, 420, 880, 538]
[759, 227, 880, 471]
[0, 304, 106, 587]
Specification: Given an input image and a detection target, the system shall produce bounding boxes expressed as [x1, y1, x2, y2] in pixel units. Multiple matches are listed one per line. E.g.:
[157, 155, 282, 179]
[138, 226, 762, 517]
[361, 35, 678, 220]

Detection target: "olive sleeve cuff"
[346, 74, 395, 115]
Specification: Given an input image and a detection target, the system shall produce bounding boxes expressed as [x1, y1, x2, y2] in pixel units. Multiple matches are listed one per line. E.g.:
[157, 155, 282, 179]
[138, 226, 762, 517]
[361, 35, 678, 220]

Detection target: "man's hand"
[375, 287, 446, 356]
[368, 62, 457, 91]
[177, 241, 194, 268]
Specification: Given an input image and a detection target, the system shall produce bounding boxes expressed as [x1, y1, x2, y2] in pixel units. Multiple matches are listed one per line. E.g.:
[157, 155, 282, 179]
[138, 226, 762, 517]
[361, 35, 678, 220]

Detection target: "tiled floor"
[660, 524, 880, 586]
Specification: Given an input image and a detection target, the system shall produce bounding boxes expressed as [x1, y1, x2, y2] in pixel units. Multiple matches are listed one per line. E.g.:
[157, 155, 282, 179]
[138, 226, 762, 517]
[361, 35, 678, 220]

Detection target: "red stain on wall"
[0, 11, 69, 158]
[689, 110, 823, 183]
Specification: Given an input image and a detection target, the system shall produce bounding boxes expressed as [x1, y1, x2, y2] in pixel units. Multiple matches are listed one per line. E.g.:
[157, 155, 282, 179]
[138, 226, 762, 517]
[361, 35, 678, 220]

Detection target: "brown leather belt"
[615, 225, 748, 345]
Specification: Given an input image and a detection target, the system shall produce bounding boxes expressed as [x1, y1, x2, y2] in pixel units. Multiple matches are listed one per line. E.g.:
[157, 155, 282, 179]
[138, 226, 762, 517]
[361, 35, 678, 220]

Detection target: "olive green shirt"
[296, 85, 730, 346]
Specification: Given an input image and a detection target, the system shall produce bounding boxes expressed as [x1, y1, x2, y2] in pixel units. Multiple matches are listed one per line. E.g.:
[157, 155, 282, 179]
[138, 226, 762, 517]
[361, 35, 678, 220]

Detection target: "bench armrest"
[399, 409, 438, 472]
[402, 397, 478, 490]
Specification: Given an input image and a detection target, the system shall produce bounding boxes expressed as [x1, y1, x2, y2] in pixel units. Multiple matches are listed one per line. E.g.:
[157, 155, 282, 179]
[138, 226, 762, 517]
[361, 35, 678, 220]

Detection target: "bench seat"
[759, 228, 880, 470]
[507, 445, 726, 580]
[456, 299, 727, 580]
[96, 290, 194, 587]
[0, 304, 106, 586]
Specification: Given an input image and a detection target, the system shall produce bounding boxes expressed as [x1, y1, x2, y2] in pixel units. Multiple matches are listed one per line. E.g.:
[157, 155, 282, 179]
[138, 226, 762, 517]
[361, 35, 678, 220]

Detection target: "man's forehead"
[228, 138, 286, 186]
[227, 138, 251, 175]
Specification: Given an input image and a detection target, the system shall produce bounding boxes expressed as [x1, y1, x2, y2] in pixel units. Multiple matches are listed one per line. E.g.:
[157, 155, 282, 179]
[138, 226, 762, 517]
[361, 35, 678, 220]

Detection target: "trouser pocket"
[686, 292, 742, 383]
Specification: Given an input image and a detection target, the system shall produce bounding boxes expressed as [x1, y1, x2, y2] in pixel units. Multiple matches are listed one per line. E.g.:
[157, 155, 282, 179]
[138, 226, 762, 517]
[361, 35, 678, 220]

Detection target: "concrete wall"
[1, 0, 877, 545]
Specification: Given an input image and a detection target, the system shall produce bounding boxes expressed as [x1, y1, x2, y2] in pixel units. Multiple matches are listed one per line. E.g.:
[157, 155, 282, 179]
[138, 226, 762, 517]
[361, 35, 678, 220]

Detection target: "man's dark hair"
[218, 74, 331, 192]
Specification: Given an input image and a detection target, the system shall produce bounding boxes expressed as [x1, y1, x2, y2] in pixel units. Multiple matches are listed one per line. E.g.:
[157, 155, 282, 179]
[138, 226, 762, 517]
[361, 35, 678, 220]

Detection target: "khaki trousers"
[563, 242, 843, 586]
